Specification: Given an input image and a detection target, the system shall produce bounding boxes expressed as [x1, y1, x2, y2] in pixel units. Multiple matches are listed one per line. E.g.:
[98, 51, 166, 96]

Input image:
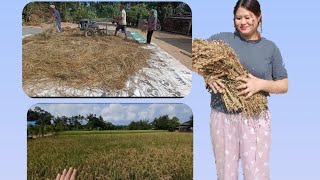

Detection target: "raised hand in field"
[56, 167, 77, 180]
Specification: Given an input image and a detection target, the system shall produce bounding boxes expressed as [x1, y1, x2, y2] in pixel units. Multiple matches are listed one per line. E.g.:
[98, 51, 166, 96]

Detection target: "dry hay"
[24, 9, 51, 26]
[23, 27, 151, 94]
[141, 25, 148, 33]
[192, 39, 267, 117]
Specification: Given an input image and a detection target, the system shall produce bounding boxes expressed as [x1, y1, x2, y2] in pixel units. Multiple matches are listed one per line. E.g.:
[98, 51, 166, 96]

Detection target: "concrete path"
[22, 26, 44, 38]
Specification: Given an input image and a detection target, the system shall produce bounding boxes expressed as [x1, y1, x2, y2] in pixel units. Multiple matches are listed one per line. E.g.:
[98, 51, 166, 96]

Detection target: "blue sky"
[30, 104, 192, 125]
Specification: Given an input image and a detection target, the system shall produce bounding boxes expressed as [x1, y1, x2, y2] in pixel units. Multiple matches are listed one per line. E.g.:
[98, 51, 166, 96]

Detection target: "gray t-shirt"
[207, 32, 288, 113]
[53, 9, 61, 22]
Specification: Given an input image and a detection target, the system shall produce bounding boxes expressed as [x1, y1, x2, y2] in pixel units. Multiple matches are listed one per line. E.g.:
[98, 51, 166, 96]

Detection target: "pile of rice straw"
[141, 25, 147, 33]
[192, 39, 267, 117]
[23, 27, 151, 94]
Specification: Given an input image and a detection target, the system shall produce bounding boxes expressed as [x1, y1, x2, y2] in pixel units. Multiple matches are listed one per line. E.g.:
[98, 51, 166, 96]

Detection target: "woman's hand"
[236, 74, 288, 98]
[206, 74, 225, 94]
[56, 167, 77, 180]
[236, 74, 263, 99]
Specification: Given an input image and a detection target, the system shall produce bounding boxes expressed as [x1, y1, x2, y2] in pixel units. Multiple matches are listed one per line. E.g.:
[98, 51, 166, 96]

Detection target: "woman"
[207, 0, 288, 179]
[145, 9, 157, 44]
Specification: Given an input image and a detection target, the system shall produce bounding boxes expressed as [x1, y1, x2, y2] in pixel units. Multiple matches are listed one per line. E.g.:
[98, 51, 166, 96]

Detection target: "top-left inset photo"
[22, 1, 192, 97]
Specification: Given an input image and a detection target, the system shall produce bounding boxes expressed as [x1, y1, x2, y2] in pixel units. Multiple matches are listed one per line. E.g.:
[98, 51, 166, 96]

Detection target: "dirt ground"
[140, 30, 192, 70]
[39, 22, 192, 70]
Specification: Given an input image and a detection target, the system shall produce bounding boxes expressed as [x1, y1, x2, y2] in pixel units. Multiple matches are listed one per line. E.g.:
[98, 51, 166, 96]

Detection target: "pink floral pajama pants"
[210, 108, 271, 180]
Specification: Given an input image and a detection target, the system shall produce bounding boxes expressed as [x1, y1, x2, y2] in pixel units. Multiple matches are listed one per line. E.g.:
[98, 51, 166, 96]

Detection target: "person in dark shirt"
[145, 9, 158, 44]
[50, 5, 62, 32]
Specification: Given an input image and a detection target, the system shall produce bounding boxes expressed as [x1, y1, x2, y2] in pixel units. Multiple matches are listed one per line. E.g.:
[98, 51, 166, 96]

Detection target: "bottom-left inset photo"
[27, 103, 193, 180]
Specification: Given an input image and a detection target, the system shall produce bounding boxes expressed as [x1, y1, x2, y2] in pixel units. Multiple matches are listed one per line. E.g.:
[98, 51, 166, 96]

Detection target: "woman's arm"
[259, 78, 288, 94]
[236, 74, 288, 99]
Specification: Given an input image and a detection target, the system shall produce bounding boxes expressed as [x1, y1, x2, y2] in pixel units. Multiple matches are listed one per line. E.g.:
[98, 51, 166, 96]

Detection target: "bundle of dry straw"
[192, 39, 267, 117]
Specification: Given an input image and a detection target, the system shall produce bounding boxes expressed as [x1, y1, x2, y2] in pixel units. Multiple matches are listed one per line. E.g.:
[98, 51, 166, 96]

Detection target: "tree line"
[27, 107, 193, 137]
[22, 2, 191, 26]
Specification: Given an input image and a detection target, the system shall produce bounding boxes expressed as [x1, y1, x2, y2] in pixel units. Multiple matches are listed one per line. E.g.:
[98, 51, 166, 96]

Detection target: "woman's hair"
[233, 0, 262, 32]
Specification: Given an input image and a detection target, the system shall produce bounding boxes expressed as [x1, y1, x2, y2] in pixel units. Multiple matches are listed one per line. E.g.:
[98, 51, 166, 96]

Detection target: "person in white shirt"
[114, 5, 127, 39]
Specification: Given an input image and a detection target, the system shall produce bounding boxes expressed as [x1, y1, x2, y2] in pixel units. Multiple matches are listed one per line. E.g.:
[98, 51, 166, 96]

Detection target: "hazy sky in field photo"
[29, 104, 192, 124]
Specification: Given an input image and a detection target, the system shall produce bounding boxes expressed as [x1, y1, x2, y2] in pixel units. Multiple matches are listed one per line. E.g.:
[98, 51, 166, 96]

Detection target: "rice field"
[27, 130, 193, 180]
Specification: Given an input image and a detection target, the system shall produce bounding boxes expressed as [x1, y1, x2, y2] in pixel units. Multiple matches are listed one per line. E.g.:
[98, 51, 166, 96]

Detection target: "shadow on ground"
[155, 37, 192, 53]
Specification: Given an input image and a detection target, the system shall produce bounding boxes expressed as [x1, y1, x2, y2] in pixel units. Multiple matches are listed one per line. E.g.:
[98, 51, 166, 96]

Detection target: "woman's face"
[234, 7, 261, 37]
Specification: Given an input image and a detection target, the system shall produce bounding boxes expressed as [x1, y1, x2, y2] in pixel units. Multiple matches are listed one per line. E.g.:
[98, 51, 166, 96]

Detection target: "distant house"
[176, 121, 192, 132]
[27, 121, 37, 126]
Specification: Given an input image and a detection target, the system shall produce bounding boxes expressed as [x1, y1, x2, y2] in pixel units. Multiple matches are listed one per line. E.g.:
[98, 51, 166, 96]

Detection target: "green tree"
[168, 116, 180, 132]
[44, 125, 54, 134]
[30, 107, 53, 137]
[152, 115, 170, 130]
[54, 116, 68, 132]
[152, 115, 180, 131]
[68, 115, 82, 130]
[126, 3, 149, 26]
[105, 122, 116, 130]
[86, 114, 110, 130]
[27, 125, 33, 137]
[28, 125, 40, 137]
[114, 125, 128, 130]
[73, 7, 96, 21]
[27, 109, 39, 121]
[128, 120, 152, 130]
